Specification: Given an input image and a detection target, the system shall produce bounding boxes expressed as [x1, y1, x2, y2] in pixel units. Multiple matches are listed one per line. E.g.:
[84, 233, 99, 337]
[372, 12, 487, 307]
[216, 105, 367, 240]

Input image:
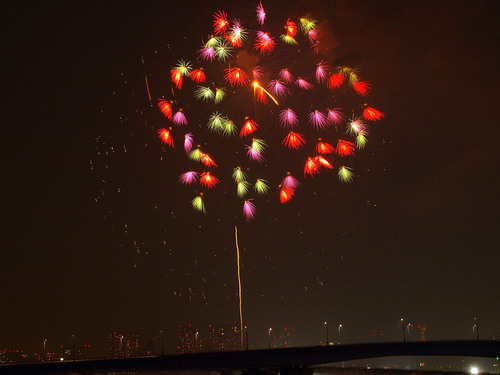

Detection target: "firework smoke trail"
[235, 225, 243, 349]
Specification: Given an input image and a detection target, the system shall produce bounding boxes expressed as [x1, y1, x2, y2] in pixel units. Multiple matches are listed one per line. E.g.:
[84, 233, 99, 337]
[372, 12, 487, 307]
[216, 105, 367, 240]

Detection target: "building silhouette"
[109, 332, 139, 358]
[59, 344, 91, 360]
[0, 349, 29, 364]
[207, 322, 241, 351]
[176, 325, 201, 354]
[271, 327, 295, 348]
[407, 323, 427, 342]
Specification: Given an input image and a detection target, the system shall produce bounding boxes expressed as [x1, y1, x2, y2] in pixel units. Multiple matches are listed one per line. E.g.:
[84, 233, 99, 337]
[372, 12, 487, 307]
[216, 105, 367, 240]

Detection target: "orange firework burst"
[239, 118, 259, 137]
[254, 31, 275, 54]
[157, 99, 172, 119]
[189, 69, 206, 83]
[327, 73, 346, 89]
[199, 172, 219, 188]
[304, 157, 320, 176]
[224, 67, 250, 86]
[157, 128, 174, 147]
[285, 18, 298, 37]
[201, 153, 217, 167]
[336, 140, 356, 156]
[280, 187, 295, 203]
[282, 131, 305, 149]
[314, 155, 333, 169]
[353, 81, 371, 96]
[213, 10, 229, 35]
[171, 69, 183, 89]
[255, 86, 267, 103]
[362, 106, 385, 121]
[316, 140, 335, 154]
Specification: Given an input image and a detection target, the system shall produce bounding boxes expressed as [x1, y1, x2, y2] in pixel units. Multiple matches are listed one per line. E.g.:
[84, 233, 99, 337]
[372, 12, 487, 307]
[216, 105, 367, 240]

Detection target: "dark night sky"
[2, 0, 499, 357]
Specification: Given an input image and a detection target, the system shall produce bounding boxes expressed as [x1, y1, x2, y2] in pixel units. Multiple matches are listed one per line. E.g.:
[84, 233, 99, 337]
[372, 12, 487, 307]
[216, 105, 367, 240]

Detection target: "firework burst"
[150, 3, 384, 218]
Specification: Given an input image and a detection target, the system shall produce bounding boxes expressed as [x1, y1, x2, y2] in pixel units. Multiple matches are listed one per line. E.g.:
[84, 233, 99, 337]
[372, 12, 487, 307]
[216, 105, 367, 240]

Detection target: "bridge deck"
[0, 340, 498, 375]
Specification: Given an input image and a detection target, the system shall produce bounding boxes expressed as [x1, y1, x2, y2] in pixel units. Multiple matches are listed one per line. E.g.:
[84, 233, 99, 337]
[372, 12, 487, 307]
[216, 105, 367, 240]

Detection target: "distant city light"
[470, 366, 479, 374]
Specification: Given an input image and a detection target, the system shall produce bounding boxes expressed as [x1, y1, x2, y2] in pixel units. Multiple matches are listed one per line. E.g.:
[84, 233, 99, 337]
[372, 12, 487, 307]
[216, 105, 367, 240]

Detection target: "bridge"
[0, 340, 498, 375]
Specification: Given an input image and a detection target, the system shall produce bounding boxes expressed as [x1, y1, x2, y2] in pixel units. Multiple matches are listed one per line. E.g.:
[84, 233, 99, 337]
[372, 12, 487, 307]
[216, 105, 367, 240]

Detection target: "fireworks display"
[90, 1, 386, 310]
[153, 2, 383, 222]
[7, 0, 499, 354]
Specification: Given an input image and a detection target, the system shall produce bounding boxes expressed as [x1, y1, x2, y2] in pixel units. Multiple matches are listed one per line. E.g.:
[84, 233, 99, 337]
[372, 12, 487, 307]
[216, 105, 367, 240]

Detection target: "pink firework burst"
[279, 108, 298, 128]
[267, 80, 289, 98]
[308, 29, 319, 53]
[226, 19, 244, 47]
[308, 110, 328, 129]
[199, 46, 215, 61]
[246, 146, 264, 162]
[179, 171, 199, 185]
[256, 2, 266, 26]
[184, 133, 193, 153]
[281, 174, 300, 189]
[315, 61, 329, 83]
[278, 68, 294, 84]
[348, 118, 366, 135]
[252, 65, 264, 81]
[295, 77, 313, 90]
[243, 200, 256, 221]
[308, 28, 318, 44]
[327, 108, 344, 125]
[172, 110, 188, 125]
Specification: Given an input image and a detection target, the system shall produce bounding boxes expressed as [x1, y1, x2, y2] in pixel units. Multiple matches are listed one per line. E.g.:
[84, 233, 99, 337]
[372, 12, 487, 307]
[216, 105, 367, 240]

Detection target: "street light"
[72, 334, 75, 362]
[324, 322, 329, 346]
[43, 339, 47, 361]
[195, 331, 199, 353]
[473, 317, 479, 341]
[160, 330, 164, 356]
[244, 325, 249, 350]
[338, 324, 343, 345]
[401, 318, 406, 343]
[268, 328, 272, 349]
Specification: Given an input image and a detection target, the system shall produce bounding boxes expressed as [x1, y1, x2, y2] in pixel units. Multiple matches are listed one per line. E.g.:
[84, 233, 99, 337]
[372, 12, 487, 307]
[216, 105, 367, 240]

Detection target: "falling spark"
[252, 81, 279, 105]
[145, 74, 151, 101]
